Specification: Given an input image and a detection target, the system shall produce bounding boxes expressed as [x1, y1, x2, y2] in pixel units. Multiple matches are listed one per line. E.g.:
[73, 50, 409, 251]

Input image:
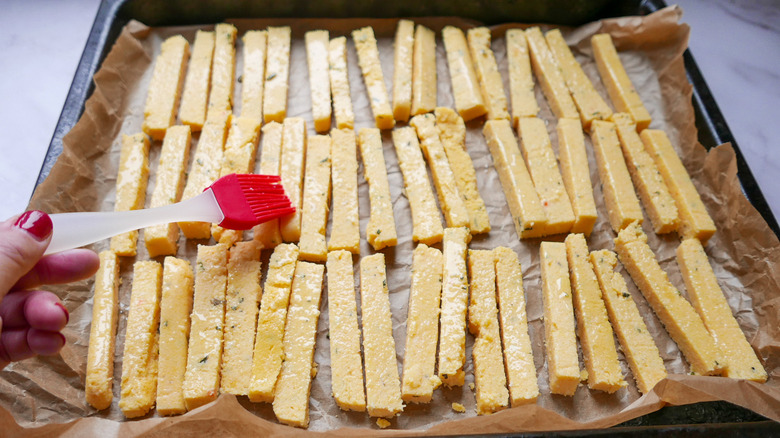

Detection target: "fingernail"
[14, 211, 53, 241]
[55, 302, 70, 324]
[58, 332, 66, 346]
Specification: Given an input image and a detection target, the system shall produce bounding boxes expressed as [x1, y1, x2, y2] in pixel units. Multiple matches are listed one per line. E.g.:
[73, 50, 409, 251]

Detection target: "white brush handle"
[45, 190, 224, 255]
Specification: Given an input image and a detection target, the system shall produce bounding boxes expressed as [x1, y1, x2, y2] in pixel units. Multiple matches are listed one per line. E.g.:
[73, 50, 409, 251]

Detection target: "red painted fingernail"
[58, 332, 66, 346]
[55, 302, 70, 324]
[13, 211, 53, 241]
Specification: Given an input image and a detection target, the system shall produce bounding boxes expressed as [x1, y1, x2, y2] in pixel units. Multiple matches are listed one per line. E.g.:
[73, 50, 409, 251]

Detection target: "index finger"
[12, 249, 100, 291]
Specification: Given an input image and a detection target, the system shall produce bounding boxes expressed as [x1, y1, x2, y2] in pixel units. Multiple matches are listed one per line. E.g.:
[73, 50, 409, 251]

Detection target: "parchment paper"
[5, 5, 779, 436]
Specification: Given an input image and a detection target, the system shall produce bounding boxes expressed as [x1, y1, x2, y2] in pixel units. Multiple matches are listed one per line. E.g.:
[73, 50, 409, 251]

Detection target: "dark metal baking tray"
[33, 0, 779, 433]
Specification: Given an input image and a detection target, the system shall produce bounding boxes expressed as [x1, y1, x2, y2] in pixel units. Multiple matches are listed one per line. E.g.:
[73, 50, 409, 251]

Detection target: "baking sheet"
[5, 5, 779, 435]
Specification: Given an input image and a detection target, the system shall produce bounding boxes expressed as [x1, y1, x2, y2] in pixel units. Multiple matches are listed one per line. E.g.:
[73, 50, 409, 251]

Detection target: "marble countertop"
[1, 0, 778, 224]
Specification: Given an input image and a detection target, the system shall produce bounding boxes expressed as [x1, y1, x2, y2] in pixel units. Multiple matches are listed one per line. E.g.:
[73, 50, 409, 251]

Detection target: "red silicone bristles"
[208, 173, 295, 230]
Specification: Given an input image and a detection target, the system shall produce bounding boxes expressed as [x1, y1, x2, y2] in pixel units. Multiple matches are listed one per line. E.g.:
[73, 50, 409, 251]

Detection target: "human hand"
[0, 211, 99, 369]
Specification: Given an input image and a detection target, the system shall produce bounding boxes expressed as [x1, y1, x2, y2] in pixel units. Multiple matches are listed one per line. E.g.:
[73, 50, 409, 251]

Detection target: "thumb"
[0, 211, 53, 299]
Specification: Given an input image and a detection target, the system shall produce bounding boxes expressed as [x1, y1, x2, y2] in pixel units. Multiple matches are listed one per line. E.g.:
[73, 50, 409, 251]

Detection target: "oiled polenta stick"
[182, 244, 229, 411]
[248, 243, 299, 403]
[564, 234, 625, 393]
[411, 114, 469, 229]
[360, 254, 404, 418]
[437, 227, 471, 387]
[401, 244, 443, 403]
[615, 222, 725, 376]
[493, 247, 538, 406]
[467, 27, 509, 120]
[119, 260, 162, 418]
[328, 129, 360, 254]
[329, 37, 355, 129]
[143, 35, 190, 140]
[506, 29, 539, 125]
[264, 26, 292, 123]
[110, 133, 150, 256]
[305, 30, 332, 133]
[279, 117, 307, 243]
[273, 261, 324, 428]
[253, 122, 284, 249]
[221, 242, 263, 395]
[298, 135, 332, 262]
[85, 251, 120, 410]
[359, 128, 397, 250]
[392, 126, 443, 245]
[240, 30, 268, 124]
[524, 27, 579, 121]
[206, 23, 237, 121]
[156, 257, 194, 416]
[145, 125, 192, 257]
[392, 20, 415, 122]
[411, 24, 437, 116]
[442, 26, 486, 122]
[179, 30, 215, 130]
[556, 118, 597, 236]
[353, 27, 395, 130]
[468, 249, 509, 415]
[327, 251, 366, 412]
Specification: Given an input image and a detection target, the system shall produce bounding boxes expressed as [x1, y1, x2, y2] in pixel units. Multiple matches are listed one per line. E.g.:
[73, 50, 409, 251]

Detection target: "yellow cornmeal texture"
[143, 35, 189, 140]
[221, 242, 263, 395]
[441, 26, 486, 122]
[467, 27, 509, 120]
[119, 261, 162, 418]
[305, 30, 332, 133]
[273, 262, 324, 428]
[493, 247, 539, 406]
[411, 24, 437, 116]
[182, 244, 228, 411]
[524, 27, 579, 121]
[483, 120, 547, 238]
[326, 251, 366, 411]
[86, 251, 120, 410]
[517, 117, 575, 235]
[240, 30, 268, 124]
[392, 126, 444, 245]
[178, 110, 230, 239]
[590, 120, 643, 233]
[156, 257, 194, 416]
[615, 222, 725, 376]
[359, 128, 397, 250]
[329, 37, 355, 129]
[640, 129, 716, 243]
[298, 135, 331, 262]
[360, 254, 404, 418]
[145, 125, 191, 257]
[328, 129, 361, 254]
[539, 242, 580, 396]
[249, 243, 299, 402]
[411, 114, 470, 229]
[353, 27, 395, 129]
[435, 108, 491, 234]
[506, 29, 539, 125]
[438, 227, 471, 387]
[253, 122, 284, 249]
[612, 113, 679, 234]
[556, 119, 597, 235]
[264, 26, 292, 123]
[402, 244, 443, 403]
[468, 250, 509, 415]
[110, 133, 150, 256]
[179, 30, 215, 130]
[279, 117, 307, 243]
[590, 250, 667, 394]
[564, 234, 626, 393]
[392, 20, 415, 122]
[591, 33, 652, 131]
[206, 23, 237, 121]
[676, 239, 767, 382]
[545, 29, 612, 129]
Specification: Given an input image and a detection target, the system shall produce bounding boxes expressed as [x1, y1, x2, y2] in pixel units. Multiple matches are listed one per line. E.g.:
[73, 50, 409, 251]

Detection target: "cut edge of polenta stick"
[438, 227, 471, 387]
[119, 260, 162, 418]
[564, 234, 626, 393]
[264, 26, 292, 124]
[411, 24, 437, 116]
[506, 29, 539, 126]
[401, 244, 443, 403]
[467, 27, 509, 121]
[305, 30, 332, 133]
[206, 23, 237, 122]
[524, 27, 578, 121]
[329, 36, 355, 130]
[156, 256, 194, 416]
[279, 117, 307, 243]
[493, 246, 539, 406]
[358, 128, 397, 250]
[614, 222, 725, 376]
[556, 118, 597, 236]
[143, 35, 190, 140]
[328, 129, 360, 254]
[590, 249, 667, 394]
[110, 133, 151, 256]
[240, 30, 268, 124]
[676, 238, 767, 382]
[392, 19, 415, 122]
[253, 121, 285, 249]
[353, 26, 395, 130]
[442, 26, 486, 122]
[299, 135, 332, 262]
[86, 251, 120, 410]
[179, 30, 215, 130]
